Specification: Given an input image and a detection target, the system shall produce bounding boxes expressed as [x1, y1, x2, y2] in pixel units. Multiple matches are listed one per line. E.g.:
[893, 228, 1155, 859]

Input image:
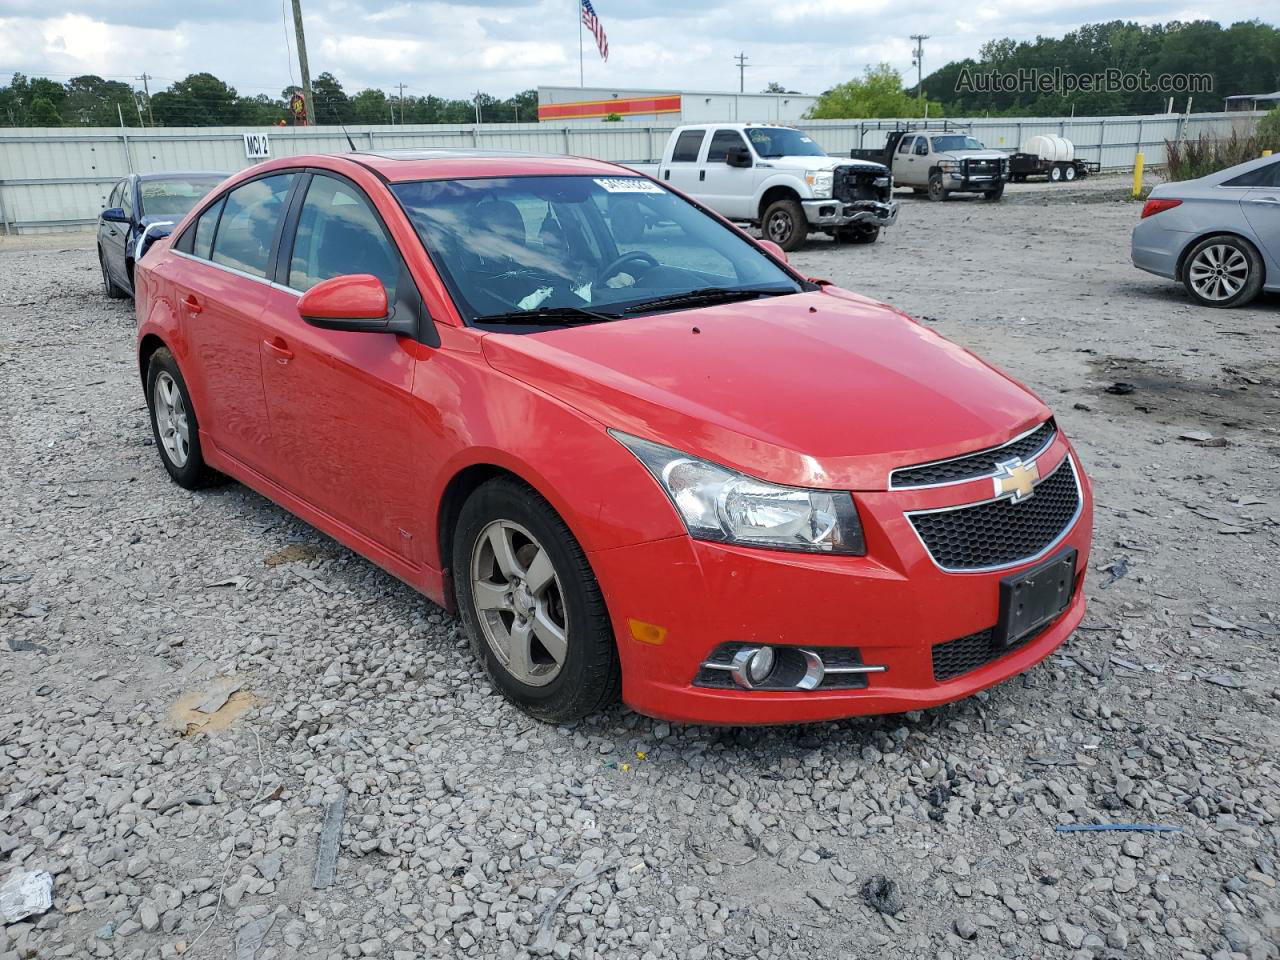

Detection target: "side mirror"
[101, 207, 129, 223]
[726, 147, 752, 168]
[757, 239, 787, 263]
[298, 275, 391, 332]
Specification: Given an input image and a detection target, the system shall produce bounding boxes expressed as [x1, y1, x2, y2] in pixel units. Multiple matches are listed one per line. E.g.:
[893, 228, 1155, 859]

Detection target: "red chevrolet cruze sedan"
[134, 150, 1092, 725]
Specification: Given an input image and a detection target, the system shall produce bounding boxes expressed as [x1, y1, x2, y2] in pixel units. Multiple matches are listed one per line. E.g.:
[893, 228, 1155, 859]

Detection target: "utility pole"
[734, 52, 749, 93]
[290, 0, 315, 125]
[396, 83, 406, 124]
[135, 73, 154, 126]
[910, 34, 929, 112]
[474, 91, 483, 125]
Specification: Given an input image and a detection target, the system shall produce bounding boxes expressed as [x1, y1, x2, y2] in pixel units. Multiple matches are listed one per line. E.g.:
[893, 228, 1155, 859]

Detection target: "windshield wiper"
[476, 305, 621, 326]
[621, 287, 793, 315]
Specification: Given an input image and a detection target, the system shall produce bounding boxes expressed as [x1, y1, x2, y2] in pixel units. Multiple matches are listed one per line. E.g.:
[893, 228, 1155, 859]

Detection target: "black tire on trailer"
[1063, 164, 1077, 182]
[927, 173, 947, 202]
[1050, 164, 1064, 182]
[761, 197, 807, 252]
[453, 476, 621, 723]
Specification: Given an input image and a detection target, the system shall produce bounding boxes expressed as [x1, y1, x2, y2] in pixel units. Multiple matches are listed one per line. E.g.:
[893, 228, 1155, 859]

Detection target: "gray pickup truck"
[852, 129, 1008, 202]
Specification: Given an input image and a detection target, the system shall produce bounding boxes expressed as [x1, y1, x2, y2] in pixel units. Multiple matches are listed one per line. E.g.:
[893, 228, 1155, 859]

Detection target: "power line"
[734, 52, 749, 93]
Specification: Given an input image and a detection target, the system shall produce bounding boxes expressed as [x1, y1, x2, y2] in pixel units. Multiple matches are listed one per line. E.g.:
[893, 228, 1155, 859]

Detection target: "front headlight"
[939, 161, 958, 173]
[805, 170, 834, 199]
[612, 432, 865, 555]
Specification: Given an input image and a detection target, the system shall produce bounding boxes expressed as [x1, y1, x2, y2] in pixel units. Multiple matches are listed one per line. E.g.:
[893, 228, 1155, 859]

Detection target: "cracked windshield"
[392, 175, 801, 323]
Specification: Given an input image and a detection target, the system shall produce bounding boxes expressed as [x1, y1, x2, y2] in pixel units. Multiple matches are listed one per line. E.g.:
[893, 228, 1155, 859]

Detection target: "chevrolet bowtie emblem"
[993, 457, 1039, 502]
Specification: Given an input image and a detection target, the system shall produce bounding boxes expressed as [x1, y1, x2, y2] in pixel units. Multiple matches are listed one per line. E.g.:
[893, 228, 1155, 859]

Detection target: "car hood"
[480, 289, 1049, 491]
[937, 150, 1005, 162]
[764, 155, 888, 175]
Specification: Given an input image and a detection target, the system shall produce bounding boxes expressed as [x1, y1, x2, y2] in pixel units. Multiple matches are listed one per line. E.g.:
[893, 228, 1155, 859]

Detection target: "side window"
[671, 130, 705, 163]
[706, 129, 749, 163]
[107, 181, 123, 209]
[192, 197, 225, 260]
[1223, 162, 1280, 188]
[915, 139, 929, 156]
[288, 175, 399, 295]
[210, 174, 295, 279]
[897, 137, 914, 155]
[120, 181, 134, 219]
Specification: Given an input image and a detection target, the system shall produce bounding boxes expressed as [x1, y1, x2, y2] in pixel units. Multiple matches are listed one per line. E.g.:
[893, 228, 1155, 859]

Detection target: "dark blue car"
[98, 172, 228, 299]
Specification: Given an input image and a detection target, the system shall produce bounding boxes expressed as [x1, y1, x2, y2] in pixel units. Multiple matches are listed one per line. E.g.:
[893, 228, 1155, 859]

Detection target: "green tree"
[311, 72, 351, 124]
[64, 75, 140, 126]
[29, 96, 61, 126]
[151, 73, 241, 125]
[807, 64, 942, 119]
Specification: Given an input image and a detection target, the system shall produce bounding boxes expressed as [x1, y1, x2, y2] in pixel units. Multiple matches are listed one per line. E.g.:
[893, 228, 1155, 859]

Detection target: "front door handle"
[262, 337, 294, 364]
[1246, 195, 1280, 203]
[183, 294, 203, 315]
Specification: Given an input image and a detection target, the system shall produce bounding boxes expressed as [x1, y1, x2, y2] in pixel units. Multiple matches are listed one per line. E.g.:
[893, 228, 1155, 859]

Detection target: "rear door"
[892, 136, 920, 184]
[257, 170, 422, 558]
[699, 128, 755, 219]
[1239, 162, 1280, 280]
[172, 172, 297, 477]
[662, 128, 707, 197]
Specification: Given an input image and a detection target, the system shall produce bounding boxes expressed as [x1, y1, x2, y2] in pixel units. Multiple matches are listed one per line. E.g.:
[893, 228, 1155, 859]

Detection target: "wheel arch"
[138, 332, 168, 386]
[757, 183, 802, 222]
[1173, 230, 1265, 283]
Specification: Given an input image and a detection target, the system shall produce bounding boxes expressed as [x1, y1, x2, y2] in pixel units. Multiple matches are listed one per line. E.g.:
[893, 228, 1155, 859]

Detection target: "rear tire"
[1050, 164, 1064, 182]
[1181, 234, 1264, 308]
[453, 477, 621, 723]
[761, 198, 807, 252]
[100, 249, 127, 300]
[927, 173, 947, 202]
[1063, 164, 1077, 182]
[145, 348, 218, 489]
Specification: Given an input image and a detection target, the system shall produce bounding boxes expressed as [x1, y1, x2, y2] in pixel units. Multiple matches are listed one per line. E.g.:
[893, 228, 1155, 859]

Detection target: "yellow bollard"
[1132, 152, 1145, 197]
[1264, 150, 1274, 157]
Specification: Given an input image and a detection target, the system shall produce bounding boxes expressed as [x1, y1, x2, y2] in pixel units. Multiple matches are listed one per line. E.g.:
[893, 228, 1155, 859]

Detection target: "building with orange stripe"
[537, 86, 816, 124]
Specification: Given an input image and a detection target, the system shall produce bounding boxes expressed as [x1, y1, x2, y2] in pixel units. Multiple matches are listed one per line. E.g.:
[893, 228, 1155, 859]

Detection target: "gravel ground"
[1, 175, 1278, 960]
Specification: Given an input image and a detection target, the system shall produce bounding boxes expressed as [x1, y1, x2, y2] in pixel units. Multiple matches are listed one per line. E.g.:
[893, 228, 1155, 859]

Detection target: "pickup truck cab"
[852, 130, 1008, 202]
[631, 123, 897, 251]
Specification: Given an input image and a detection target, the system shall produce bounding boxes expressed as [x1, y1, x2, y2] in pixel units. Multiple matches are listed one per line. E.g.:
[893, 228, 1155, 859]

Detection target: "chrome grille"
[890, 420, 1056, 489]
[907, 456, 1081, 572]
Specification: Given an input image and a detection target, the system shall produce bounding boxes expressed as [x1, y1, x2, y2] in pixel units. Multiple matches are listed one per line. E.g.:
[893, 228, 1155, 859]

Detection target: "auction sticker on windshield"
[594, 178, 663, 193]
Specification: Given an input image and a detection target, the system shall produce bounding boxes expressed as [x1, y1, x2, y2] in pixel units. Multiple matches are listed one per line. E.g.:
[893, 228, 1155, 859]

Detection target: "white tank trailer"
[1007, 137, 1099, 182]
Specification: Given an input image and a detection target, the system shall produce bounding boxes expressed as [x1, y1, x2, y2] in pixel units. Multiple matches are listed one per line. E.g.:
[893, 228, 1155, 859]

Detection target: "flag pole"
[578, 1, 584, 86]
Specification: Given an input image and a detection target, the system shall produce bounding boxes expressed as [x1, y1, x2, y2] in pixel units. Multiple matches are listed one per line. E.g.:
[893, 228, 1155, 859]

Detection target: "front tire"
[761, 198, 807, 252]
[145, 348, 217, 489]
[453, 477, 621, 723]
[100, 249, 127, 299]
[1181, 235, 1264, 308]
[927, 173, 947, 202]
[982, 183, 1005, 202]
[836, 225, 880, 244]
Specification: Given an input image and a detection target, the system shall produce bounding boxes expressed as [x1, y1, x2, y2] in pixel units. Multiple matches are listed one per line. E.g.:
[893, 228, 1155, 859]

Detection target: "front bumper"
[589, 438, 1093, 726]
[803, 198, 899, 229]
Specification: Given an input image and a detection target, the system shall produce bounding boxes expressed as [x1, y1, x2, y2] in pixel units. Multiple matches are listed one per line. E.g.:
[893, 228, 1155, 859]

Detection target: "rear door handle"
[699, 170, 706, 181]
[262, 337, 294, 364]
[183, 294, 203, 315]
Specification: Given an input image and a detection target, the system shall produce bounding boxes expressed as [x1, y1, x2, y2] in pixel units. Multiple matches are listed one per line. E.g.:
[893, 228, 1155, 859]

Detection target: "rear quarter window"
[192, 197, 225, 260]
[209, 174, 295, 278]
[1223, 162, 1279, 188]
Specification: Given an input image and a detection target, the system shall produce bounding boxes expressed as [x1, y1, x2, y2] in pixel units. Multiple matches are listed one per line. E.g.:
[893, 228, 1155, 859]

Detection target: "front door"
[178, 172, 296, 477]
[258, 171, 422, 558]
[1241, 174, 1280, 280]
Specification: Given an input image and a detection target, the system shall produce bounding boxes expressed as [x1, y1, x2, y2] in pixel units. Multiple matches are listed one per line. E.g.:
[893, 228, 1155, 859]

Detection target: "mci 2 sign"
[243, 133, 271, 160]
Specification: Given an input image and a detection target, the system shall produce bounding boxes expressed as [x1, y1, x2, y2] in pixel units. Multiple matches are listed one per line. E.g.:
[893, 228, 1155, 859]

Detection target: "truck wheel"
[982, 183, 1005, 202]
[1181, 235, 1263, 308]
[836, 225, 879, 244]
[1063, 164, 1077, 182]
[1050, 164, 1063, 182]
[927, 174, 947, 202]
[762, 198, 806, 252]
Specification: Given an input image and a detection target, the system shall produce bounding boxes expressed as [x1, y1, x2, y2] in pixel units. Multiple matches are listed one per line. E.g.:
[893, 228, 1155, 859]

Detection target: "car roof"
[336, 149, 632, 182]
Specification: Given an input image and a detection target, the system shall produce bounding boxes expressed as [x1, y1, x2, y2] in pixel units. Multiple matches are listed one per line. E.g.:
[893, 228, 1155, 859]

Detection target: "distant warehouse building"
[1223, 91, 1280, 112]
[537, 86, 818, 124]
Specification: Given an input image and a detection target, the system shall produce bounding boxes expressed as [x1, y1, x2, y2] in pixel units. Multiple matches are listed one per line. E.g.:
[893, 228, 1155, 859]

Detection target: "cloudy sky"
[0, 0, 1270, 101]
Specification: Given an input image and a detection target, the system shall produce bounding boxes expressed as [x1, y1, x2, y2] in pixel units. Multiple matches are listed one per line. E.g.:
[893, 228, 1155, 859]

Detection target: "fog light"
[729, 645, 776, 689]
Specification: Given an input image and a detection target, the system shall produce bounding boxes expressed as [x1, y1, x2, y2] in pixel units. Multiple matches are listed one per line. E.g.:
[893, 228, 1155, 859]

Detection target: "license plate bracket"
[994, 548, 1077, 648]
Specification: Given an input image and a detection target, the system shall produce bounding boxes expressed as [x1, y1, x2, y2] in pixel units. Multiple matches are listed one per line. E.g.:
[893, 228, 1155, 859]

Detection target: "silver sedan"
[1131, 154, 1280, 307]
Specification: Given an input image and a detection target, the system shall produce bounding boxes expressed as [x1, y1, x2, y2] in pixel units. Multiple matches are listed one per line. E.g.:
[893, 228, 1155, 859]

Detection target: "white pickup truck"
[628, 123, 898, 251]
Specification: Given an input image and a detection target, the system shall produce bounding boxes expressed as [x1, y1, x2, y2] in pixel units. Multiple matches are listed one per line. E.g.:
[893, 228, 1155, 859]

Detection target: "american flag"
[581, 0, 609, 62]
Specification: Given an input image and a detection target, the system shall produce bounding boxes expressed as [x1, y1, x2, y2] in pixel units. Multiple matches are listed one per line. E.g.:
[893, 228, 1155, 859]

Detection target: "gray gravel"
[2, 178, 1279, 960]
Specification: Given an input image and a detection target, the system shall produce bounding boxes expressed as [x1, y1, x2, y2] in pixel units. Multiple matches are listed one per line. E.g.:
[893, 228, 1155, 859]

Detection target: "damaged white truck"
[628, 123, 898, 251]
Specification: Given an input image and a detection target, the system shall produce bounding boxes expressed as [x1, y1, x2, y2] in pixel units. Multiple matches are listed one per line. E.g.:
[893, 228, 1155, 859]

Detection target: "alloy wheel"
[153, 371, 190, 468]
[1188, 244, 1249, 302]
[470, 519, 569, 687]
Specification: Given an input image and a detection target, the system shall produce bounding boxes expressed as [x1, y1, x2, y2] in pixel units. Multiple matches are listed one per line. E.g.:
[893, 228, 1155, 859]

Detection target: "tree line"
[0, 71, 538, 127]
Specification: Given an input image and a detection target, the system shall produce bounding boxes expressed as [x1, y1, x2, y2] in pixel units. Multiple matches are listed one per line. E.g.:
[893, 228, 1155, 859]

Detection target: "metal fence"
[0, 110, 1264, 233]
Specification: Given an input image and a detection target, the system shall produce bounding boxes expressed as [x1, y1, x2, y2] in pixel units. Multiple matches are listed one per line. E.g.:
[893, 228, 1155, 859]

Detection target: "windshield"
[139, 177, 225, 219]
[391, 175, 802, 325]
[931, 136, 986, 152]
[745, 128, 827, 159]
